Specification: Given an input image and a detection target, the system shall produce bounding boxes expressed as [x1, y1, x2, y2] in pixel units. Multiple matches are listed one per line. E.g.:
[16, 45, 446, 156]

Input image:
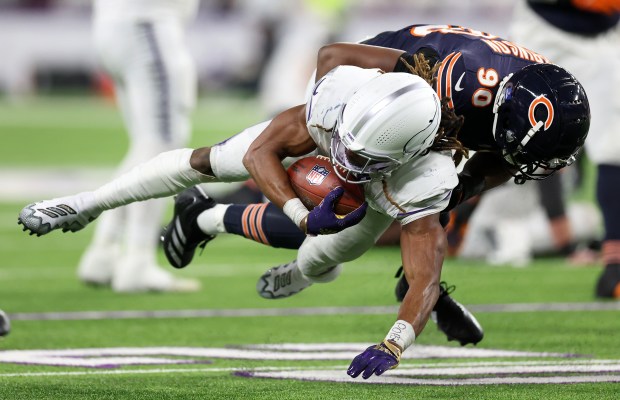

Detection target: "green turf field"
[0, 97, 618, 399]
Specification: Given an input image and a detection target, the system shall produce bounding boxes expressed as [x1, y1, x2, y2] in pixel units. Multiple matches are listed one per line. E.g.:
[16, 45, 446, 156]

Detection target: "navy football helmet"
[492, 63, 590, 184]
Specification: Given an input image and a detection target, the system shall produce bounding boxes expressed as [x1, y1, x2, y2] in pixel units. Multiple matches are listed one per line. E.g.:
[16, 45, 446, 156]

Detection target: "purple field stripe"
[7, 301, 620, 322]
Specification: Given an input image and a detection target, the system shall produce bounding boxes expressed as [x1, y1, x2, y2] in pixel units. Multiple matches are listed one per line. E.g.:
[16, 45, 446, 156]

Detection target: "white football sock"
[93, 148, 214, 212]
[197, 203, 230, 235]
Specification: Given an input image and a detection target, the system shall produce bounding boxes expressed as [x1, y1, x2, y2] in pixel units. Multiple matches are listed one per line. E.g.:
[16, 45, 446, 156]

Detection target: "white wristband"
[283, 198, 310, 229]
[385, 320, 415, 350]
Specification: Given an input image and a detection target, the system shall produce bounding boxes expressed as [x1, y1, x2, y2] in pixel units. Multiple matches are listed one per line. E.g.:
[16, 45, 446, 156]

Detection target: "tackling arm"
[316, 43, 406, 82]
[445, 151, 514, 211]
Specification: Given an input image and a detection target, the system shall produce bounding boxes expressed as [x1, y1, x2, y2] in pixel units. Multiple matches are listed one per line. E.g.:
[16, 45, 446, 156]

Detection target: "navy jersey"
[362, 24, 550, 152]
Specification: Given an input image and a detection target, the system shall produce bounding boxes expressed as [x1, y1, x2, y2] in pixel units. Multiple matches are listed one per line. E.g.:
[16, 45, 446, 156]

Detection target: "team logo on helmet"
[306, 165, 330, 185]
[528, 95, 554, 131]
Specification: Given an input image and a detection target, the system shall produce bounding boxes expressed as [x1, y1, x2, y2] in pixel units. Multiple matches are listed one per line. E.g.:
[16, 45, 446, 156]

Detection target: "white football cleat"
[18, 192, 100, 236]
[77, 243, 120, 286]
[112, 253, 201, 293]
[257, 260, 313, 299]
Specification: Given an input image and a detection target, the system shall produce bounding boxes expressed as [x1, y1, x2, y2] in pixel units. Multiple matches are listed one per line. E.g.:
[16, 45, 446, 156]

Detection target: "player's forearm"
[397, 217, 446, 334]
[243, 149, 296, 209]
[250, 166, 296, 210]
[243, 106, 316, 223]
[244, 152, 311, 231]
[316, 43, 405, 81]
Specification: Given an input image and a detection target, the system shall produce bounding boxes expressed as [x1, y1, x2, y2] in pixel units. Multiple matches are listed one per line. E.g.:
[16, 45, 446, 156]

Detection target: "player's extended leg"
[17, 148, 209, 235]
[17, 120, 273, 236]
[595, 164, 620, 298]
[163, 188, 306, 269]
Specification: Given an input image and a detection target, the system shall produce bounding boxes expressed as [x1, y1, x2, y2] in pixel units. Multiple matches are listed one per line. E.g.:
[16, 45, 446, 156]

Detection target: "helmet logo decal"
[519, 95, 555, 149]
[528, 95, 554, 131]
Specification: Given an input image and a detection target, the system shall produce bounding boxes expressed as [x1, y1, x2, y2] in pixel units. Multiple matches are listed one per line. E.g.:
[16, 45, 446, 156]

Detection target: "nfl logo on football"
[306, 165, 329, 185]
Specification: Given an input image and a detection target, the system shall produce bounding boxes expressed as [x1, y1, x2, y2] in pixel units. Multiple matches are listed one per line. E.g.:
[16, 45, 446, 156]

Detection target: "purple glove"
[347, 340, 402, 379]
[306, 187, 367, 235]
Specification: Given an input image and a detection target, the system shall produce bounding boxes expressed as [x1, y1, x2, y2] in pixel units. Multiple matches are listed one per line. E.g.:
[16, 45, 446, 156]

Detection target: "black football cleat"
[595, 263, 620, 299]
[395, 267, 484, 346]
[433, 281, 484, 346]
[162, 186, 216, 269]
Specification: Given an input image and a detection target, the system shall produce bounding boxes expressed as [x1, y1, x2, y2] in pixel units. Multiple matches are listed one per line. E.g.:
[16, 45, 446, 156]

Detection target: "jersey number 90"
[472, 67, 499, 108]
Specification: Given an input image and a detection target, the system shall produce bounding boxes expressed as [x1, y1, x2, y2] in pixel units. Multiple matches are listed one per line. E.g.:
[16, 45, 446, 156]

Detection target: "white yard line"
[6, 301, 620, 322]
[0, 365, 315, 378]
[3, 360, 620, 386]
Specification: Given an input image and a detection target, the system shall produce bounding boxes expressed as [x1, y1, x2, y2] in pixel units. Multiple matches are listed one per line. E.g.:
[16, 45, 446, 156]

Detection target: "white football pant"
[88, 7, 196, 257]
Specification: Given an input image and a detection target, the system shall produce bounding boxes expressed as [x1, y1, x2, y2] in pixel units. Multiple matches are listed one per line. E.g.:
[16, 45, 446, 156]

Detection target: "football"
[287, 155, 365, 215]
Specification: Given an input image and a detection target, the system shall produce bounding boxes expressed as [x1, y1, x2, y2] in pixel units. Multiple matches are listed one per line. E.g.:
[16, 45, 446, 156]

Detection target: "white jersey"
[93, 0, 199, 23]
[305, 66, 458, 225]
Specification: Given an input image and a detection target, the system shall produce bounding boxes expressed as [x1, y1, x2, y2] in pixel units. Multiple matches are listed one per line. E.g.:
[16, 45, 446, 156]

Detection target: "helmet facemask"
[330, 129, 402, 183]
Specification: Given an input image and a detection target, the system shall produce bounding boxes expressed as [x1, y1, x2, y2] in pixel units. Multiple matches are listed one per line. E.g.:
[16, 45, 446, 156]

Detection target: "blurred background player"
[454, 177, 602, 266]
[510, 0, 620, 297]
[239, 0, 350, 116]
[77, 0, 201, 292]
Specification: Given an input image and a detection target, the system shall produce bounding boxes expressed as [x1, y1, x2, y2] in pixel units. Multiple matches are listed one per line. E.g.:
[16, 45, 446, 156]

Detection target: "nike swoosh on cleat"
[454, 72, 466, 92]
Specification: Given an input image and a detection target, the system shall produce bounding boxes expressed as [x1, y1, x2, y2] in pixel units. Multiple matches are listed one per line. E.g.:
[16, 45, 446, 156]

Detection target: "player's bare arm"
[243, 105, 317, 209]
[398, 213, 446, 334]
[316, 43, 405, 81]
[347, 213, 446, 379]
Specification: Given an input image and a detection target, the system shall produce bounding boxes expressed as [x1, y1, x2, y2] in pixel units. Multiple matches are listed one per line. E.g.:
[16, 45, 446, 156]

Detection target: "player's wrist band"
[283, 198, 310, 229]
[384, 320, 415, 350]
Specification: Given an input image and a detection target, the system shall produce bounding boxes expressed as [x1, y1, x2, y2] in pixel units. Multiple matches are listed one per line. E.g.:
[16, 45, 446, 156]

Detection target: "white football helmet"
[330, 72, 441, 183]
